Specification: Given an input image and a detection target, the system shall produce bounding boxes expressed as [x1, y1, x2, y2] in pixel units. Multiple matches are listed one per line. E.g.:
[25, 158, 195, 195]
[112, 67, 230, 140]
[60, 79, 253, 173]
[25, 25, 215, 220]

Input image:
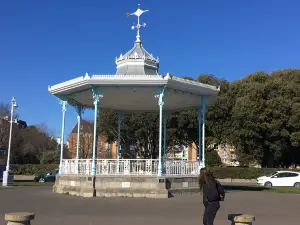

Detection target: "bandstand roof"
[48, 5, 220, 112]
[48, 74, 220, 112]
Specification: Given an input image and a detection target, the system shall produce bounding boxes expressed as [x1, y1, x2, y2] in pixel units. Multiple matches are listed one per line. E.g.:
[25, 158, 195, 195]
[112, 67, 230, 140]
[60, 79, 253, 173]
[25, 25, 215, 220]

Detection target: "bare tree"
[0, 102, 19, 149]
[19, 125, 58, 164]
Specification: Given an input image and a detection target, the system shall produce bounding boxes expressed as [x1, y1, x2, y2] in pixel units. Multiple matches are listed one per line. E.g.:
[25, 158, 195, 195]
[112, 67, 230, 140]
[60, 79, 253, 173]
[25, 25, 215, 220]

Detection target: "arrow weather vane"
[126, 4, 149, 42]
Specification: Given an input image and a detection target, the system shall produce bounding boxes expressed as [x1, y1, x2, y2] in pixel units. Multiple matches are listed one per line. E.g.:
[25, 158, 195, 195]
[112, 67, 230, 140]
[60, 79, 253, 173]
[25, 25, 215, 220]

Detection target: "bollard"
[5, 212, 35, 225]
[228, 214, 255, 225]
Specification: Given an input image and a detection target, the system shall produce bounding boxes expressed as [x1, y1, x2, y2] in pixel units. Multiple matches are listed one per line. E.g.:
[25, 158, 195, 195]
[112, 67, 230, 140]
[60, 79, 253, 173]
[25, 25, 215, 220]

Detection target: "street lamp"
[2, 97, 18, 186]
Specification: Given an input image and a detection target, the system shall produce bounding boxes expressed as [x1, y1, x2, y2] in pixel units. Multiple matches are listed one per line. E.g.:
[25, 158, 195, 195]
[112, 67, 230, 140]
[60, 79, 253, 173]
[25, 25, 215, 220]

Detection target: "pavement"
[0, 186, 299, 225]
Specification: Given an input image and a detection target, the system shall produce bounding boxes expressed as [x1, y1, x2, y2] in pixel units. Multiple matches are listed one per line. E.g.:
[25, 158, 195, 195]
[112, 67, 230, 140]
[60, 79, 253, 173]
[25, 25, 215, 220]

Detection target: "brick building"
[67, 119, 118, 159]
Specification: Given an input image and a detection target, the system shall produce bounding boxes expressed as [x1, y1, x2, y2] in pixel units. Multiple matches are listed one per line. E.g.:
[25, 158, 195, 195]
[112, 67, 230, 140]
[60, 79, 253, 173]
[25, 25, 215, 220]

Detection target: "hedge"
[9, 164, 300, 179]
[11, 164, 59, 175]
[209, 167, 300, 179]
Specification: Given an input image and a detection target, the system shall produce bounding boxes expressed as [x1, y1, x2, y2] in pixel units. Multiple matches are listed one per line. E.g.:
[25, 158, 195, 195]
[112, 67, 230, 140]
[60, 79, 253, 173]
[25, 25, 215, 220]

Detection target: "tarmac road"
[0, 186, 299, 225]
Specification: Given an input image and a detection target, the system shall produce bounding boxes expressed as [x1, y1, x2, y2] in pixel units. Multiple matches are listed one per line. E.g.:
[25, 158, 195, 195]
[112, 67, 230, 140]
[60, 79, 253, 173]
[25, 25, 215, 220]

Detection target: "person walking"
[199, 168, 225, 225]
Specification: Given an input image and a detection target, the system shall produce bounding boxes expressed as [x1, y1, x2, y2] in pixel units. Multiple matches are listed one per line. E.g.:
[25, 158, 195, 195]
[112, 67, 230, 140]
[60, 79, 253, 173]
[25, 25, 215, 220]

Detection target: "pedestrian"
[199, 168, 225, 225]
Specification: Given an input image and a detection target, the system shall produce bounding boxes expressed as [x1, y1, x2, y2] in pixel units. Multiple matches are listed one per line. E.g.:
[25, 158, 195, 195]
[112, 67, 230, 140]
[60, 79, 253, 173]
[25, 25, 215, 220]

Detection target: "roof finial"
[126, 4, 149, 43]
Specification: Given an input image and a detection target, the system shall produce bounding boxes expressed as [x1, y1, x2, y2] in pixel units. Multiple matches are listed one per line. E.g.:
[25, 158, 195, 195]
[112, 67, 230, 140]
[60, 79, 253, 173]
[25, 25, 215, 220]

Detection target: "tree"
[206, 150, 222, 167]
[18, 125, 58, 164]
[0, 102, 20, 151]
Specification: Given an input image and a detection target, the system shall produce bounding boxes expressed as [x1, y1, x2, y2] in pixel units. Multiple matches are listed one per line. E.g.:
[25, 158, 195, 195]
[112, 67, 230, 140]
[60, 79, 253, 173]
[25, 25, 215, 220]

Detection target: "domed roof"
[115, 41, 159, 75]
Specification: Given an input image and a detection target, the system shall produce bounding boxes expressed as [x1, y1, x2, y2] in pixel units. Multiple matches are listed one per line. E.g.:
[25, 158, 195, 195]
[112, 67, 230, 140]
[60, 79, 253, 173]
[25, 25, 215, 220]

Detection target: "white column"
[76, 106, 82, 160]
[117, 111, 123, 159]
[58, 100, 67, 175]
[91, 87, 103, 176]
[75, 106, 83, 175]
[198, 105, 201, 165]
[156, 87, 165, 177]
[201, 96, 207, 167]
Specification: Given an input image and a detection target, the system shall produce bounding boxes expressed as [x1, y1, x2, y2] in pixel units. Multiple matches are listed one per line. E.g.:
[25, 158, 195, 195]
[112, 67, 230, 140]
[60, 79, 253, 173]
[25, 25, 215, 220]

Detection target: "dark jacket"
[203, 174, 225, 205]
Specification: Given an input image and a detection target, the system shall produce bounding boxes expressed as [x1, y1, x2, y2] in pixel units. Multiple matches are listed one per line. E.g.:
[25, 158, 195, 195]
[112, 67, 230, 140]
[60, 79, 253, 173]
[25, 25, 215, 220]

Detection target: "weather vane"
[126, 4, 149, 42]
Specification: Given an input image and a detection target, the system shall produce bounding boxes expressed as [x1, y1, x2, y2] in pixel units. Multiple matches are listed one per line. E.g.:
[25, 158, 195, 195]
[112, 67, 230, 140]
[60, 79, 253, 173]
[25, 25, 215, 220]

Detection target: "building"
[214, 143, 239, 167]
[0, 116, 27, 129]
[166, 145, 189, 160]
[67, 119, 118, 159]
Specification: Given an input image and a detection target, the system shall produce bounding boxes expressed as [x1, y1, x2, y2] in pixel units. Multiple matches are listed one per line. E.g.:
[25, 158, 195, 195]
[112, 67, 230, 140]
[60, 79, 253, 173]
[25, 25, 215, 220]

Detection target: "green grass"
[223, 184, 300, 194]
[266, 187, 300, 194]
[13, 182, 54, 187]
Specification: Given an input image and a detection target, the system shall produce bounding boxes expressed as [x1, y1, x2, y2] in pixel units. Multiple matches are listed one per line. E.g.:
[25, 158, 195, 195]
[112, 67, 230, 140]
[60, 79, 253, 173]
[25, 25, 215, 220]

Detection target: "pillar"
[58, 99, 67, 175]
[198, 106, 201, 164]
[156, 86, 165, 177]
[91, 87, 103, 176]
[117, 111, 123, 159]
[75, 106, 83, 160]
[201, 96, 207, 167]
[163, 113, 168, 160]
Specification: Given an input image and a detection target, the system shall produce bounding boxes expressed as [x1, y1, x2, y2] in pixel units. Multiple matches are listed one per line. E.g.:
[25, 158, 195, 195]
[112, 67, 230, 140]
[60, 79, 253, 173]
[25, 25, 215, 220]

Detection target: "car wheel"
[294, 182, 300, 188]
[39, 178, 45, 183]
[264, 181, 272, 188]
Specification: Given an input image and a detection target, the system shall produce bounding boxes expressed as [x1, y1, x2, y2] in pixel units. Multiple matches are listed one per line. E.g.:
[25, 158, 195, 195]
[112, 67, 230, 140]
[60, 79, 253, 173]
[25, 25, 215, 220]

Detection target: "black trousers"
[203, 201, 220, 225]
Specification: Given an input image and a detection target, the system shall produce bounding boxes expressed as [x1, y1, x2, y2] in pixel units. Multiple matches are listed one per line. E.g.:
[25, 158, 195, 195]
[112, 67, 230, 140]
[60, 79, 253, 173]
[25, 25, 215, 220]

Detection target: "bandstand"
[49, 5, 219, 198]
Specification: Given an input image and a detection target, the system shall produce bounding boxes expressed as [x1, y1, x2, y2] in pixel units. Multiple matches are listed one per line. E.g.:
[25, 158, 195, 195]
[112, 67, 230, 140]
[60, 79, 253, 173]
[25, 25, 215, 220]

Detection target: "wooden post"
[228, 214, 255, 225]
[5, 212, 35, 225]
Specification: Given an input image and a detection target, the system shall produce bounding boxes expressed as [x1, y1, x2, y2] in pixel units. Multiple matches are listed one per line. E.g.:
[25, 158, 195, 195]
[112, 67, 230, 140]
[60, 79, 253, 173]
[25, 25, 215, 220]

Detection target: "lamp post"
[2, 97, 18, 186]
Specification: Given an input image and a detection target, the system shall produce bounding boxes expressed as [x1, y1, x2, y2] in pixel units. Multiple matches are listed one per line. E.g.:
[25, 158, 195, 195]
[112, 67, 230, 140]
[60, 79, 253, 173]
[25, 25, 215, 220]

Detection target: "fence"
[61, 159, 203, 176]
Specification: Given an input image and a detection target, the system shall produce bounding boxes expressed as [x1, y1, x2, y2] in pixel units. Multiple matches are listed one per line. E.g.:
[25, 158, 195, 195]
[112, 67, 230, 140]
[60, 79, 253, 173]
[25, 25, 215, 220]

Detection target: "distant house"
[67, 119, 118, 159]
[0, 116, 27, 129]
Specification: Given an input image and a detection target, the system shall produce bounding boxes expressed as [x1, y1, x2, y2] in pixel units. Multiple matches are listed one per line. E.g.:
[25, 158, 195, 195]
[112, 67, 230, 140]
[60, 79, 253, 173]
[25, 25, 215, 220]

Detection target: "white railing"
[61, 159, 203, 176]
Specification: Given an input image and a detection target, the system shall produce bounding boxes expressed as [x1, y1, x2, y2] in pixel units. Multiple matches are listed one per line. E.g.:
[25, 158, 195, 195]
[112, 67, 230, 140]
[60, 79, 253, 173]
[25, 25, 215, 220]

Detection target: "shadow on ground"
[223, 184, 266, 192]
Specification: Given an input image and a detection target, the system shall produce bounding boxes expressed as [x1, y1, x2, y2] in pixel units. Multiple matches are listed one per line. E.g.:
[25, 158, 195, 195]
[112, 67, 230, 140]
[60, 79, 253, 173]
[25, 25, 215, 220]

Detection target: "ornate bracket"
[154, 86, 166, 106]
[56, 95, 68, 112]
[92, 87, 103, 106]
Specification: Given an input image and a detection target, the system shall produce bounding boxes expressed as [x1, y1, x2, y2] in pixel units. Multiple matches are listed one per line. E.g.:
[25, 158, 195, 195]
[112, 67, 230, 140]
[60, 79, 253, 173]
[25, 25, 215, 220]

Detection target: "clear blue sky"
[0, 0, 299, 138]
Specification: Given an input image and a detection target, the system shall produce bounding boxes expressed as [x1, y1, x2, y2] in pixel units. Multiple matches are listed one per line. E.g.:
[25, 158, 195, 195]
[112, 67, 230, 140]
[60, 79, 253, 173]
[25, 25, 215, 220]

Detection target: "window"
[273, 172, 289, 178]
[287, 172, 299, 177]
[267, 172, 278, 177]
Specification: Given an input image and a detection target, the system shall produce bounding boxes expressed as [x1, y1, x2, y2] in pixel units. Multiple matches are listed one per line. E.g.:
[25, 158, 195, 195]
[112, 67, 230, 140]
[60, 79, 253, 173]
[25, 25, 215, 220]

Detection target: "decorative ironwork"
[61, 159, 201, 176]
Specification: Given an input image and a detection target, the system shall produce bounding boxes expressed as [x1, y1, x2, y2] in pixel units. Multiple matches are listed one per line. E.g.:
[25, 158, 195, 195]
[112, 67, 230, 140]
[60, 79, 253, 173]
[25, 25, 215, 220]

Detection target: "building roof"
[115, 41, 159, 75]
[71, 119, 93, 134]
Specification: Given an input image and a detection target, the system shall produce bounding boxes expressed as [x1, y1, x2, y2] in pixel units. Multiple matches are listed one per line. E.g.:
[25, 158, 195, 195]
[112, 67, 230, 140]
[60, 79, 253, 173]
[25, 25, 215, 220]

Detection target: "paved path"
[0, 186, 299, 225]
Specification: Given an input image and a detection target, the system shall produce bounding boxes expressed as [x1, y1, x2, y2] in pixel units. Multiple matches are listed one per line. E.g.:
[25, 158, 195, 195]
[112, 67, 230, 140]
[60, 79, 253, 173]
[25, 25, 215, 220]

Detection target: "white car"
[257, 171, 300, 188]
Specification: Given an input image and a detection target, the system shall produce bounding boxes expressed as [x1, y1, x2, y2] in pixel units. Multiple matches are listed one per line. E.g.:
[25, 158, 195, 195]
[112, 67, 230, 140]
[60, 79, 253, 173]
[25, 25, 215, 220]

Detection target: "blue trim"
[117, 111, 123, 159]
[201, 96, 207, 166]
[91, 87, 103, 176]
[157, 86, 166, 177]
[58, 100, 67, 175]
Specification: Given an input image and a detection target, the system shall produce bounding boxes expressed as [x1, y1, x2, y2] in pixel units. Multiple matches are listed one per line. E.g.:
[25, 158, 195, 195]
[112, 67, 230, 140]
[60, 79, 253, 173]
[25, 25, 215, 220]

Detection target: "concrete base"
[2, 171, 14, 187]
[53, 175, 200, 198]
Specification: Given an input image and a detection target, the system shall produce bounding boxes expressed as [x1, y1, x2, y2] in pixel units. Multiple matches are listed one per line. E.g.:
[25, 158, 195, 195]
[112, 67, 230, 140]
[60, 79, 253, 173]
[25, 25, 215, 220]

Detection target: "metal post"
[198, 105, 201, 164]
[156, 87, 165, 177]
[2, 97, 17, 186]
[58, 100, 67, 175]
[117, 111, 123, 159]
[6, 100, 14, 172]
[91, 87, 102, 176]
[163, 114, 168, 168]
[75, 106, 82, 175]
[76, 106, 82, 160]
[201, 96, 207, 167]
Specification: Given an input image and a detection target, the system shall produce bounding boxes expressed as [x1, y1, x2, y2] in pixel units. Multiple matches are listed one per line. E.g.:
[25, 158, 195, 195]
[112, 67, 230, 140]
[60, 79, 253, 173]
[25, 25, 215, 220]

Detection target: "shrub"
[11, 164, 59, 175]
[206, 150, 222, 167]
[209, 167, 300, 179]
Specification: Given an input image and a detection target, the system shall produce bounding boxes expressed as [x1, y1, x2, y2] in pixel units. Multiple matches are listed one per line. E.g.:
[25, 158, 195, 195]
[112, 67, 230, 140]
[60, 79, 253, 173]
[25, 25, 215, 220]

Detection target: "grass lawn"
[13, 181, 54, 187]
[224, 184, 300, 194]
[267, 187, 300, 194]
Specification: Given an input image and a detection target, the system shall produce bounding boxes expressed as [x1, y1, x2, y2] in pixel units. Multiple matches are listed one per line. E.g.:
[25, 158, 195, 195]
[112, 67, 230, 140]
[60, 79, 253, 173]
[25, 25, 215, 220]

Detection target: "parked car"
[34, 169, 59, 183]
[257, 171, 300, 188]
